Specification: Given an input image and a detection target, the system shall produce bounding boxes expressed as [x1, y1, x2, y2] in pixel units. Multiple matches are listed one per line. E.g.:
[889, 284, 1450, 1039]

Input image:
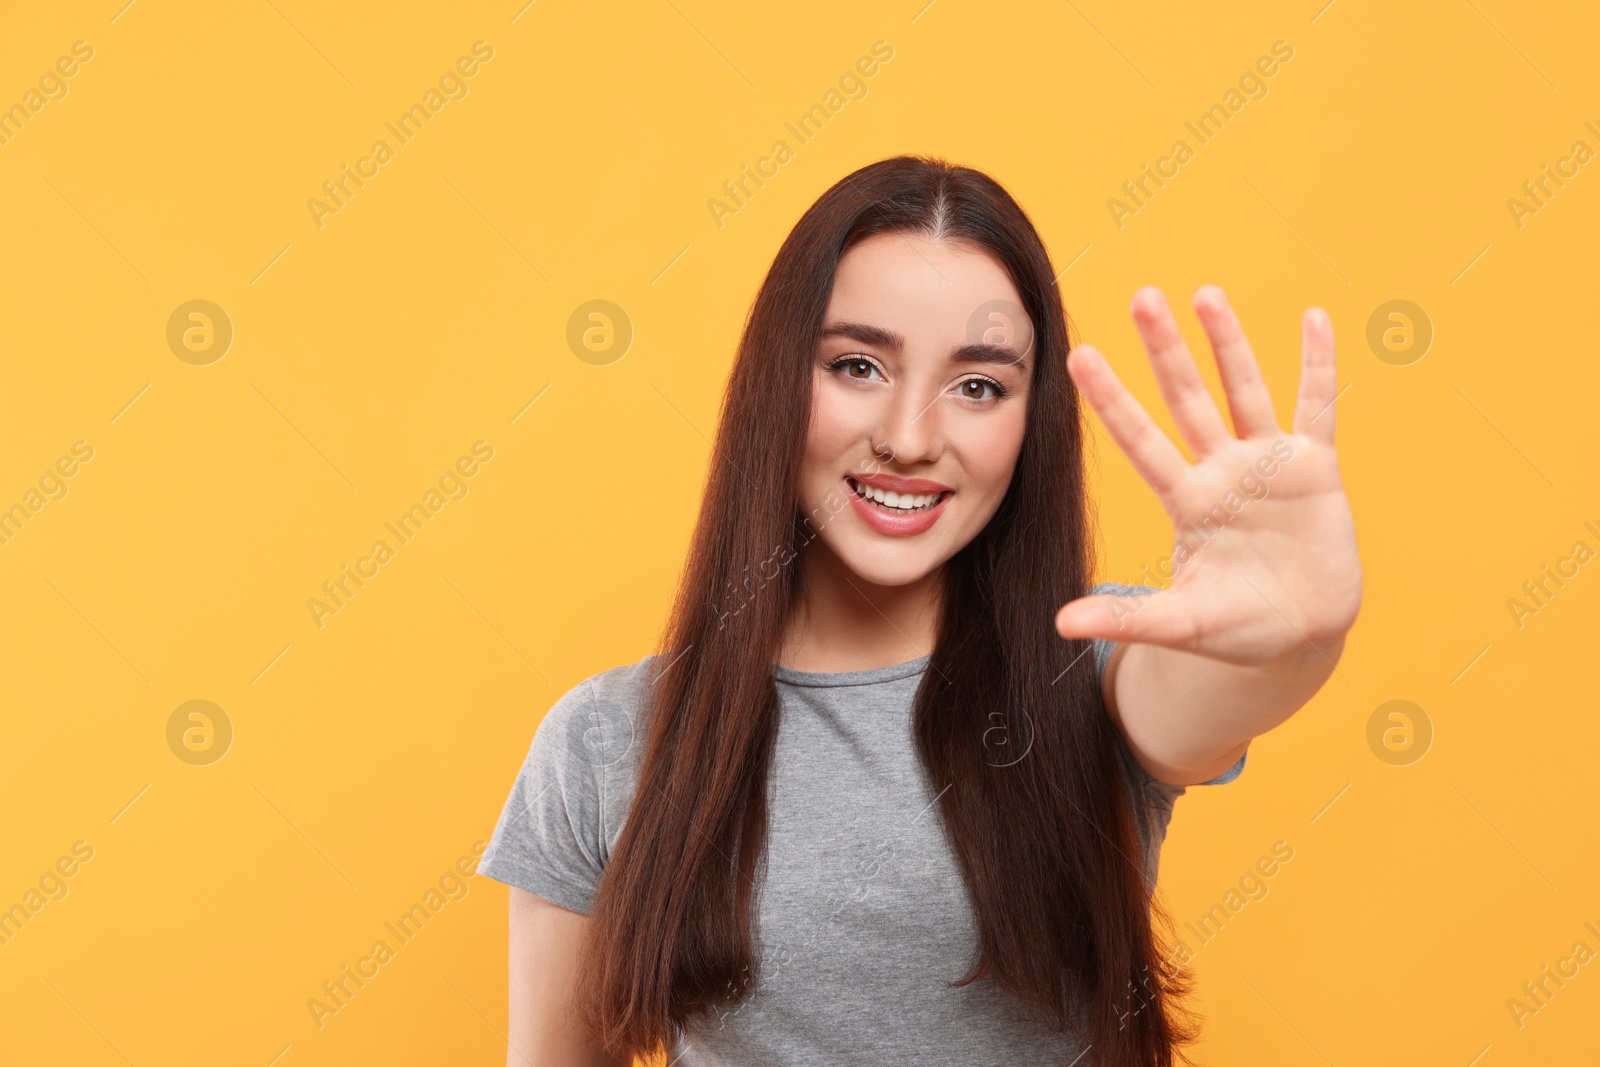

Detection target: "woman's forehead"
[826, 233, 1027, 343]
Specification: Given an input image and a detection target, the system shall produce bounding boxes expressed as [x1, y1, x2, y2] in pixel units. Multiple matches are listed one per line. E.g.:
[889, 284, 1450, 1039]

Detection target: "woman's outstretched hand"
[1055, 285, 1362, 672]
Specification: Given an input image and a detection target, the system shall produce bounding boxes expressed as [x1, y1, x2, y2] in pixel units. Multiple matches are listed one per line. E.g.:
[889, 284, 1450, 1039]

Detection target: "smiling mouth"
[845, 476, 952, 514]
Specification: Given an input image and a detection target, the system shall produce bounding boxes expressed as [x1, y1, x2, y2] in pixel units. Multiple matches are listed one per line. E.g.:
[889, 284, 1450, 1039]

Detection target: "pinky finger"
[1292, 307, 1339, 445]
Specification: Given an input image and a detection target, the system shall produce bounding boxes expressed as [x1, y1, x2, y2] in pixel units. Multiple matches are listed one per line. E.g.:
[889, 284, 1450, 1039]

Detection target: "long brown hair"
[575, 155, 1200, 1067]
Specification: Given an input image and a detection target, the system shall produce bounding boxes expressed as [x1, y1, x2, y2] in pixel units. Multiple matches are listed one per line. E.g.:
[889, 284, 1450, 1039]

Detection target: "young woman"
[480, 155, 1362, 1067]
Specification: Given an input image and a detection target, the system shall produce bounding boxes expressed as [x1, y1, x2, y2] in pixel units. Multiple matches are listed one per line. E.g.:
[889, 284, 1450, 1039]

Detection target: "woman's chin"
[831, 541, 947, 589]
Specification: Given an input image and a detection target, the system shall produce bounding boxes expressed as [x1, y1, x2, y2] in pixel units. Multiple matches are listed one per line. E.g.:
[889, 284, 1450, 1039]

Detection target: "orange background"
[1, 1, 1597, 1064]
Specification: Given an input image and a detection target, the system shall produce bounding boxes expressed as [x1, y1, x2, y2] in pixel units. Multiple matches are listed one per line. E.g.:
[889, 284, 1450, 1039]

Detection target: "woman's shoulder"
[550, 651, 666, 716]
[530, 651, 665, 770]
[480, 652, 666, 905]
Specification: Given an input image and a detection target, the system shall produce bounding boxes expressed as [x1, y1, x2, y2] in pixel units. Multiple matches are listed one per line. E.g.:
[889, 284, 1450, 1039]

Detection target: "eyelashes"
[823, 355, 1011, 401]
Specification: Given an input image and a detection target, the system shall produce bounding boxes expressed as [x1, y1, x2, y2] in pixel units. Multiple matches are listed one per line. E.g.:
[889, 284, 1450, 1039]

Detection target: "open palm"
[1054, 285, 1362, 668]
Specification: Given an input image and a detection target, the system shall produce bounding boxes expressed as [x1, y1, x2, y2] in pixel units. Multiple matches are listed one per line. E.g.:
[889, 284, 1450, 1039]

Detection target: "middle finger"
[1129, 286, 1234, 458]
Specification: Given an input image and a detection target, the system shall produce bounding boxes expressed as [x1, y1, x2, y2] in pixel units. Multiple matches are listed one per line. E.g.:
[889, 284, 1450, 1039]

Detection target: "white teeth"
[850, 479, 945, 512]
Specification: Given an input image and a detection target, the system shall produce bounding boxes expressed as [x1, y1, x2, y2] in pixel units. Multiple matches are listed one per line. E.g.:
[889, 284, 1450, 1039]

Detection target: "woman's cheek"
[808, 389, 875, 459]
[954, 414, 1026, 502]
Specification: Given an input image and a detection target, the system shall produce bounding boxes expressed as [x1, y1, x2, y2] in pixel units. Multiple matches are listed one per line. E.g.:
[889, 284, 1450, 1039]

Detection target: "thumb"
[1055, 588, 1187, 645]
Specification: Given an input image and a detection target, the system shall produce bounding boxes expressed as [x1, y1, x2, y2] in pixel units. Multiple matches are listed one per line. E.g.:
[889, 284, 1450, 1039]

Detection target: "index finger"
[1067, 344, 1190, 498]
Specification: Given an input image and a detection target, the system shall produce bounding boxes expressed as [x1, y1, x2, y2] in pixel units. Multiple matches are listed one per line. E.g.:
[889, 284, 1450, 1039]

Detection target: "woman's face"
[798, 230, 1036, 588]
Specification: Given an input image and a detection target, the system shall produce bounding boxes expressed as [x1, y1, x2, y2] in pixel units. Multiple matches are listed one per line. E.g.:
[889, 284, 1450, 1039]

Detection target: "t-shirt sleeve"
[479, 678, 609, 915]
[1088, 580, 1249, 797]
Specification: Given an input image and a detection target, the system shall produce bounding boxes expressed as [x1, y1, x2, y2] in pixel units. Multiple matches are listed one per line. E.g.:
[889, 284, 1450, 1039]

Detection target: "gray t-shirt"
[480, 581, 1246, 1065]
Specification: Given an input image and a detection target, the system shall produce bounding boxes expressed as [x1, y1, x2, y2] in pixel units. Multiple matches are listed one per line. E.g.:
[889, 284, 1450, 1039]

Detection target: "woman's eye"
[957, 377, 1006, 401]
[831, 357, 880, 381]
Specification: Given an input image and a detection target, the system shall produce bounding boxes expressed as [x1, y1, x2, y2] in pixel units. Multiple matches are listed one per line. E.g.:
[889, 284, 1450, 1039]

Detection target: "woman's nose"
[877, 379, 943, 463]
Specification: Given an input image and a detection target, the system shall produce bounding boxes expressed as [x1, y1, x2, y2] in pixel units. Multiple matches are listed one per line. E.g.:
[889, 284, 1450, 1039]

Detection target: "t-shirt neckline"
[772, 653, 932, 688]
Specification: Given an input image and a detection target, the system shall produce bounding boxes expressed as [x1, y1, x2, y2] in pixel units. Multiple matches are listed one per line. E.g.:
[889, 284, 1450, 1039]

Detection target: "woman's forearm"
[1105, 633, 1346, 786]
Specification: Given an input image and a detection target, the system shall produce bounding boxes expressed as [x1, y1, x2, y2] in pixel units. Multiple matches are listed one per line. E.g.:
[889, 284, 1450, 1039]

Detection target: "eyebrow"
[820, 320, 1029, 369]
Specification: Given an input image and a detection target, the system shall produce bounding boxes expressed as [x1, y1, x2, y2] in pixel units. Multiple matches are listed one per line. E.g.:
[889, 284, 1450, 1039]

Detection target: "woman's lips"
[843, 475, 952, 537]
